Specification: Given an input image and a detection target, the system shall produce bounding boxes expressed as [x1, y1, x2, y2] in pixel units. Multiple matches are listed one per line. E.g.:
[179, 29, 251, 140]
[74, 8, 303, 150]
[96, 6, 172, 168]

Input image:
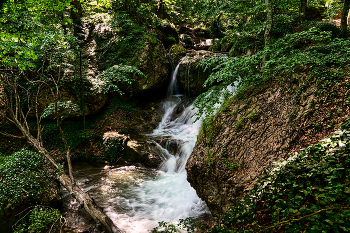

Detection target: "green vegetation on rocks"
[210, 129, 350, 232]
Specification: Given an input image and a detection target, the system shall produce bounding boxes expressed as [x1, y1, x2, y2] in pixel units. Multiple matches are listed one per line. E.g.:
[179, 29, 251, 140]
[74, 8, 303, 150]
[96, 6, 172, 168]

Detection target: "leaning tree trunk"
[57, 173, 122, 233]
[9, 114, 122, 233]
[30, 135, 122, 233]
[341, 0, 350, 38]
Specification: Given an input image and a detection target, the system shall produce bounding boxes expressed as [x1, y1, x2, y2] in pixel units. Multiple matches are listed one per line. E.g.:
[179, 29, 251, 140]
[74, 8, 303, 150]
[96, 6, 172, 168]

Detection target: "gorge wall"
[186, 85, 317, 215]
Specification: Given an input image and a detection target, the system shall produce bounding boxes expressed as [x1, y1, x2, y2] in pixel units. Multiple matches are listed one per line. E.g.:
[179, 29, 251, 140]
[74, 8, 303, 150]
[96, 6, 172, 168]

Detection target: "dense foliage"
[13, 206, 62, 233]
[0, 149, 56, 211]
[1, 0, 350, 232]
[194, 26, 350, 119]
[211, 129, 350, 232]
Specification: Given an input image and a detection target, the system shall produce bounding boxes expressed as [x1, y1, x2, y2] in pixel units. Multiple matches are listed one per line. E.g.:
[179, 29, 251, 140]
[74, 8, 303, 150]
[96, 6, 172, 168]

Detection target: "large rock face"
[155, 22, 179, 50]
[178, 50, 217, 96]
[131, 38, 170, 93]
[186, 86, 316, 215]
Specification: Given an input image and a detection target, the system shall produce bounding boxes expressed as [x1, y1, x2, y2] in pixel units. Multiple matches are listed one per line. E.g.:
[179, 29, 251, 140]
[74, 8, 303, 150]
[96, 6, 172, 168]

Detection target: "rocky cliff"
[186, 85, 317, 215]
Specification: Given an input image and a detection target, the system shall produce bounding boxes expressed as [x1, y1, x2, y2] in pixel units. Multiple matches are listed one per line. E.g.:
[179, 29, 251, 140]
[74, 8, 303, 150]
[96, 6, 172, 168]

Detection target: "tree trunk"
[20, 128, 123, 233]
[300, 0, 307, 20]
[341, 0, 350, 37]
[157, 0, 165, 19]
[57, 173, 122, 233]
[70, 0, 84, 40]
[262, 0, 273, 71]
[5, 95, 122, 233]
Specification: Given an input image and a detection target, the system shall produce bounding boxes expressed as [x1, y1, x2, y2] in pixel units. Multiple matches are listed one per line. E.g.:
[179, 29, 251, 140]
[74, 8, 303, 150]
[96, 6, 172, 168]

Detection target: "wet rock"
[128, 37, 170, 93]
[178, 50, 217, 96]
[169, 44, 188, 67]
[153, 137, 181, 156]
[180, 34, 194, 47]
[155, 21, 179, 50]
[60, 188, 96, 232]
[186, 86, 316, 215]
[103, 132, 163, 167]
[194, 38, 218, 50]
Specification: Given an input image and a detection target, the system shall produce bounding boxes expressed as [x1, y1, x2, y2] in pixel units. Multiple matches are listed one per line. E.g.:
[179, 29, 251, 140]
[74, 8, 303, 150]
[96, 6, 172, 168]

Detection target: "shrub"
[0, 149, 56, 211]
[13, 206, 62, 233]
[211, 130, 350, 232]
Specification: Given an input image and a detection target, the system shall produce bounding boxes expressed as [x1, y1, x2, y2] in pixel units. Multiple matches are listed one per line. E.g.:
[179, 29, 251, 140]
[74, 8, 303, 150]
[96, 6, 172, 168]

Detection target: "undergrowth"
[13, 206, 62, 233]
[211, 129, 350, 232]
[0, 149, 56, 211]
[194, 26, 350, 120]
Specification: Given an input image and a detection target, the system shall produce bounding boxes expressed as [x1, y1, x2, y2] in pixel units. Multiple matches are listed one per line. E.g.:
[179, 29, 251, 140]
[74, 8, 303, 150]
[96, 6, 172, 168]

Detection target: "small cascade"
[70, 57, 208, 232]
[167, 57, 185, 96]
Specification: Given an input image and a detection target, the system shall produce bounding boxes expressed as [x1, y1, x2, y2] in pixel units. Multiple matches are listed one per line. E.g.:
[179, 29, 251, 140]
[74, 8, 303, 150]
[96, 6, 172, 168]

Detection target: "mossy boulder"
[193, 27, 211, 38]
[186, 86, 316, 215]
[155, 21, 179, 50]
[129, 37, 170, 93]
[178, 50, 217, 96]
[169, 44, 188, 66]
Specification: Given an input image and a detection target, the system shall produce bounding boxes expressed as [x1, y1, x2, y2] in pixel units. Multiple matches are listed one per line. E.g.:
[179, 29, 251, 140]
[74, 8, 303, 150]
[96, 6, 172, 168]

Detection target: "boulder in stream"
[178, 50, 217, 96]
[103, 131, 163, 167]
[169, 44, 188, 67]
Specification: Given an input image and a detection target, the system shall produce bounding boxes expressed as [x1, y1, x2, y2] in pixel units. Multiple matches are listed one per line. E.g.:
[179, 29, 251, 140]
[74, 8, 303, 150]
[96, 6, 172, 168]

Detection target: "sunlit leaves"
[97, 64, 145, 94]
[0, 0, 79, 71]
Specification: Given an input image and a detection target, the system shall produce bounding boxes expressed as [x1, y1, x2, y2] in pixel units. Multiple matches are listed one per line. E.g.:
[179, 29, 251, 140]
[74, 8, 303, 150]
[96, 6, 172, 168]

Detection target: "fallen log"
[58, 173, 122, 233]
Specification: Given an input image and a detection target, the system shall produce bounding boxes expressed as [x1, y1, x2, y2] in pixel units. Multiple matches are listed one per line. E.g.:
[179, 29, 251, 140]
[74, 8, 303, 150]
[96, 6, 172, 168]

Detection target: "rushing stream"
[68, 60, 209, 232]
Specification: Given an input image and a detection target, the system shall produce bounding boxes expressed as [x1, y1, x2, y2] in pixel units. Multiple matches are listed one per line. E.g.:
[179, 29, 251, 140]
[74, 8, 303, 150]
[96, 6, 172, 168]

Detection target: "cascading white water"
[167, 57, 185, 96]
[102, 96, 207, 232]
[70, 58, 209, 232]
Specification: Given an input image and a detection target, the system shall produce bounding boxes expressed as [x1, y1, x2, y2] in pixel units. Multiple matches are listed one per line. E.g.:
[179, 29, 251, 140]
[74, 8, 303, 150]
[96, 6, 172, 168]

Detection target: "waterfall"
[70, 58, 208, 232]
[167, 57, 185, 96]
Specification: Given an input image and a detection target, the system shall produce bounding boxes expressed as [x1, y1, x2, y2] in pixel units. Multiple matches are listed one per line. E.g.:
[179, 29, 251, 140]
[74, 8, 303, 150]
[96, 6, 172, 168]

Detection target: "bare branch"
[0, 131, 25, 139]
[259, 206, 350, 231]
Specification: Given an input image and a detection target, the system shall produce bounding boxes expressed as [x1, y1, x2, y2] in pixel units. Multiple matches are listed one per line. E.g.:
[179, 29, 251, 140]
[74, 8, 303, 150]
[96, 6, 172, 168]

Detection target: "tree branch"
[259, 206, 350, 231]
[0, 131, 25, 139]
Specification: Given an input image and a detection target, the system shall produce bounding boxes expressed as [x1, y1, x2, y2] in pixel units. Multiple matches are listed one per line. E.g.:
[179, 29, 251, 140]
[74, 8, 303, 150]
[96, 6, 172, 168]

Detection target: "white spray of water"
[101, 58, 208, 232]
[70, 58, 241, 232]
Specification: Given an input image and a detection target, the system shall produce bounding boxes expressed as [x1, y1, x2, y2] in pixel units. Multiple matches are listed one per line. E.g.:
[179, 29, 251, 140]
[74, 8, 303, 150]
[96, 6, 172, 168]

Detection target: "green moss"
[219, 97, 235, 114]
[234, 113, 247, 130]
[170, 44, 187, 54]
[205, 148, 216, 173]
[247, 108, 259, 121]
[198, 116, 222, 146]
[222, 157, 239, 171]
